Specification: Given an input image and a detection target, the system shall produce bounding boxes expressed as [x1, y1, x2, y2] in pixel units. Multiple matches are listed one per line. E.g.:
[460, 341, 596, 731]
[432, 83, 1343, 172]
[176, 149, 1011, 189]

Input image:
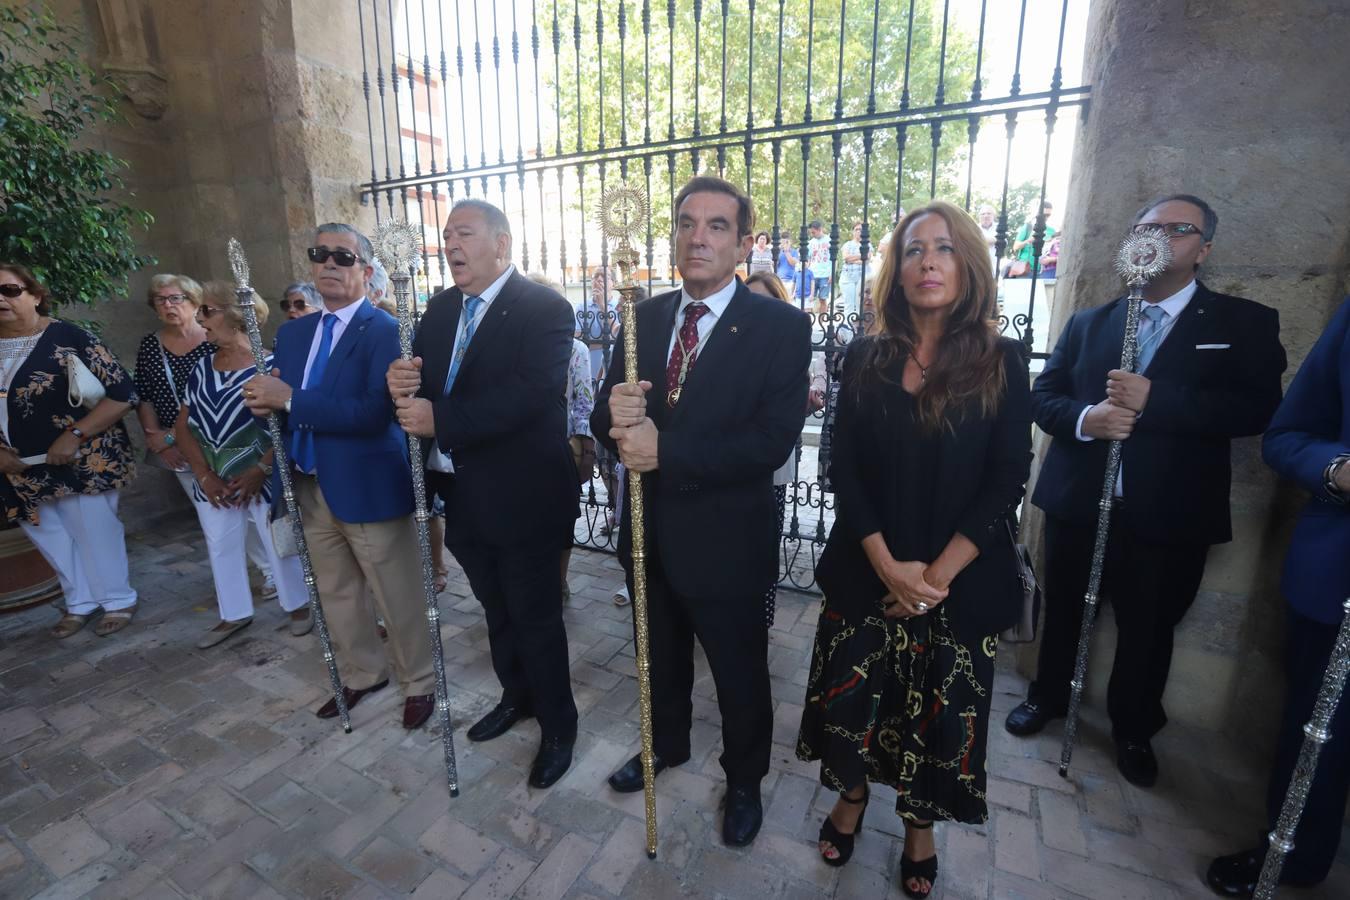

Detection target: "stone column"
[1015, 0, 1350, 754]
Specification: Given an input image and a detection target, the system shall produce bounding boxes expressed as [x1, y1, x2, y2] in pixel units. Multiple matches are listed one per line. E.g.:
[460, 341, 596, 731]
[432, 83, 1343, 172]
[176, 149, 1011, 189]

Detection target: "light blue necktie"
[442, 295, 484, 395]
[1135, 304, 1167, 374]
[292, 313, 338, 473]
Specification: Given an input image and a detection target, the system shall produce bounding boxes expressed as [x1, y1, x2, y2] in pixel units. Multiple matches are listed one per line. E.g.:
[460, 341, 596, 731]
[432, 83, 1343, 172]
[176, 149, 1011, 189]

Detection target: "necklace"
[912, 354, 931, 382]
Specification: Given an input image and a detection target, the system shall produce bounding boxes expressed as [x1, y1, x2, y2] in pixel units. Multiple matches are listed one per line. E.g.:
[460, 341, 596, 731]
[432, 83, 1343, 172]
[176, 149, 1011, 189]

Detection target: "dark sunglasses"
[0, 284, 27, 298]
[307, 247, 363, 267]
[280, 299, 311, 311]
[197, 306, 221, 319]
[1132, 222, 1204, 238]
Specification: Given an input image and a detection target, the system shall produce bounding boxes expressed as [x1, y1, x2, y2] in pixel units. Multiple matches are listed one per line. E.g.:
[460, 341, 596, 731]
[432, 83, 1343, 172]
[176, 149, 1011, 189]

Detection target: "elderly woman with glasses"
[279, 282, 322, 321]
[174, 282, 310, 647]
[0, 262, 141, 638]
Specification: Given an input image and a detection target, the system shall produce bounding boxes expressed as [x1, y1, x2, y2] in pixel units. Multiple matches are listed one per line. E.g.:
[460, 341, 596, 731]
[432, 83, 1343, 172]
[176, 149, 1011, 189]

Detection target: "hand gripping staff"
[1057, 228, 1171, 778]
[227, 238, 351, 733]
[372, 219, 461, 799]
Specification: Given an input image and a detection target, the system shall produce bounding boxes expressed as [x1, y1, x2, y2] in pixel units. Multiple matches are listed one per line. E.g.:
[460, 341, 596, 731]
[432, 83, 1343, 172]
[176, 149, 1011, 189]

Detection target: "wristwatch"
[67, 425, 86, 441]
[163, 432, 176, 447]
[1325, 453, 1350, 503]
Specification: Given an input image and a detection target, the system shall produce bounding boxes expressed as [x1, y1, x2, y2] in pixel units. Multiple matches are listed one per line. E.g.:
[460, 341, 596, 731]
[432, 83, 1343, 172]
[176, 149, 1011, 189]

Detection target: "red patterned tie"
[664, 301, 710, 406]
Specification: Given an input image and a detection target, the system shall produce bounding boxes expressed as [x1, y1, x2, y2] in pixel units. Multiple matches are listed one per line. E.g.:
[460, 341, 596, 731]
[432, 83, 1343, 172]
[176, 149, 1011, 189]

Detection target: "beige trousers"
[294, 476, 434, 696]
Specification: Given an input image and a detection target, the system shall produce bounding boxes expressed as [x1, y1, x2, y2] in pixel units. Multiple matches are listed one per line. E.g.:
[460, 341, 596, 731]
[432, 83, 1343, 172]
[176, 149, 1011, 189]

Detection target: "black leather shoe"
[1004, 700, 1063, 736]
[1115, 737, 1158, 787]
[722, 784, 763, 847]
[607, 751, 687, 793]
[466, 702, 533, 742]
[315, 679, 388, 719]
[1205, 848, 1262, 897]
[528, 734, 575, 789]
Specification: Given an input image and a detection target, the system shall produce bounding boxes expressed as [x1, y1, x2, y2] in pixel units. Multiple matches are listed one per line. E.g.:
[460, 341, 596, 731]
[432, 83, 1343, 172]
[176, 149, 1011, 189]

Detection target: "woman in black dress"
[796, 201, 1032, 897]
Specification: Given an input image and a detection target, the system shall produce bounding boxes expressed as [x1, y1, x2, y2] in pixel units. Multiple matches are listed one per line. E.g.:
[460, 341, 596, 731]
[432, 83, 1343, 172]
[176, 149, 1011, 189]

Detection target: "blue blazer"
[1263, 296, 1350, 624]
[270, 299, 414, 524]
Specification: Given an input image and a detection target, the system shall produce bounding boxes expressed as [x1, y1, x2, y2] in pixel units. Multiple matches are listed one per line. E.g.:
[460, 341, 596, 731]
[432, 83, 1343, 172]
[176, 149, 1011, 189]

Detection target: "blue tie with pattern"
[292, 313, 338, 473]
[1135, 304, 1167, 374]
[442, 295, 485, 395]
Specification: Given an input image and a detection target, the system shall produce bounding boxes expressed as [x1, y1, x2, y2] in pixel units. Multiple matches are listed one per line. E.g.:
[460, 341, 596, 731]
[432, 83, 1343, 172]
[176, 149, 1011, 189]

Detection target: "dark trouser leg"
[685, 589, 773, 787]
[495, 545, 578, 739]
[449, 542, 529, 710]
[1264, 607, 1350, 885]
[1028, 515, 1097, 711]
[1105, 536, 1208, 740]
[634, 555, 696, 763]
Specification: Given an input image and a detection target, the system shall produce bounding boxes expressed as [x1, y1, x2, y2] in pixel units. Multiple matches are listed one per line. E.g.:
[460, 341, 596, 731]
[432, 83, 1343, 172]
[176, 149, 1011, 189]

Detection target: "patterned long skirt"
[796, 598, 998, 825]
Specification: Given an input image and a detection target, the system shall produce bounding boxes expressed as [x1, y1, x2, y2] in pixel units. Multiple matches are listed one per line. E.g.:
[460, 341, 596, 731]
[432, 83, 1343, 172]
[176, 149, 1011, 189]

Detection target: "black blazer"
[592, 281, 812, 600]
[815, 337, 1034, 642]
[1030, 282, 1286, 546]
[414, 269, 579, 548]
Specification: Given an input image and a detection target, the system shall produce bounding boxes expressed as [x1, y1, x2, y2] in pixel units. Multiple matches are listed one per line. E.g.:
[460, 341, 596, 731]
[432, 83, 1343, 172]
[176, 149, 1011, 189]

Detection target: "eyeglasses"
[1132, 222, 1204, 238]
[153, 293, 188, 306]
[307, 247, 363, 267]
[0, 284, 26, 298]
[196, 306, 221, 319]
[280, 299, 311, 311]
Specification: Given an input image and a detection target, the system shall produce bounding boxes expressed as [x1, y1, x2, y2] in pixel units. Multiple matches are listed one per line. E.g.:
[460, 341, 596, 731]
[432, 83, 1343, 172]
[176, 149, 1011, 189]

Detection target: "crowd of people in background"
[2, 181, 1346, 899]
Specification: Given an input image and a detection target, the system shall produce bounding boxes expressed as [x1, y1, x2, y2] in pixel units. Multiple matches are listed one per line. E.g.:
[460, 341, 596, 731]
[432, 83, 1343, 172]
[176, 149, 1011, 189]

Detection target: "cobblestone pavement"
[2, 513, 1347, 899]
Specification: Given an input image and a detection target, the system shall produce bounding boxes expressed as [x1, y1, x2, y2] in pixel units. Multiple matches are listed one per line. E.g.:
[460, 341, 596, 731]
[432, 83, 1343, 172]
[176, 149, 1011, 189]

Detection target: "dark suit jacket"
[815, 338, 1034, 641]
[271, 300, 414, 524]
[414, 270, 579, 549]
[1031, 282, 1286, 546]
[1263, 296, 1350, 624]
[592, 281, 812, 601]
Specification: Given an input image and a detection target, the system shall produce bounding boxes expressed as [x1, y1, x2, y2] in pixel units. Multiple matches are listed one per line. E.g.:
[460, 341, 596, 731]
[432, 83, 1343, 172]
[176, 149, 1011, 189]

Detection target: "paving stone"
[169, 816, 281, 886]
[9, 775, 120, 839]
[353, 835, 436, 893]
[0, 706, 46, 741]
[419, 813, 505, 877]
[95, 798, 182, 856]
[20, 747, 102, 795]
[194, 862, 287, 900]
[96, 738, 169, 784]
[28, 816, 112, 878]
[41, 701, 104, 734]
[516, 832, 598, 900]
[411, 867, 471, 900]
[1037, 788, 1088, 856]
[993, 808, 1041, 880]
[169, 782, 254, 838]
[275, 847, 362, 899]
[460, 847, 536, 900]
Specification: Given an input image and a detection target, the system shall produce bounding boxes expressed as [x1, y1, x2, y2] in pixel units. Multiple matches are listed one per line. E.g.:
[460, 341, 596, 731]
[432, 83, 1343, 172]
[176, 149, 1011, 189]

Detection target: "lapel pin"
[730, 326, 738, 333]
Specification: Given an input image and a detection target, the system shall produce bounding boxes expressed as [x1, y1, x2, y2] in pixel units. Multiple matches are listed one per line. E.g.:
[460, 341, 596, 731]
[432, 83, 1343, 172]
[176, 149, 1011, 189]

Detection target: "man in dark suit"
[386, 199, 579, 790]
[1207, 296, 1350, 897]
[244, 223, 435, 730]
[593, 176, 811, 846]
[1004, 195, 1287, 786]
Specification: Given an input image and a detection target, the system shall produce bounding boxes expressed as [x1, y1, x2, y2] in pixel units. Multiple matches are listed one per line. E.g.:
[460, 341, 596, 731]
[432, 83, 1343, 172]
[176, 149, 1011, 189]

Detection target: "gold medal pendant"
[666, 386, 681, 407]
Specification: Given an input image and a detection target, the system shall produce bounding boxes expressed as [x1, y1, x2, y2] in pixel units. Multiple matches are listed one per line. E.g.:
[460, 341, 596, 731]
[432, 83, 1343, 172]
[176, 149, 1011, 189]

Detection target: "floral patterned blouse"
[1, 320, 139, 526]
[566, 338, 594, 439]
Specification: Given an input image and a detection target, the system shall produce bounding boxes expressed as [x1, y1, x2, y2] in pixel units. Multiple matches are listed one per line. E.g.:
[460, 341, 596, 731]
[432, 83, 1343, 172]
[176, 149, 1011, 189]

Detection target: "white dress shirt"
[427, 264, 516, 473]
[301, 297, 369, 387]
[1075, 279, 1197, 497]
[666, 277, 739, 361]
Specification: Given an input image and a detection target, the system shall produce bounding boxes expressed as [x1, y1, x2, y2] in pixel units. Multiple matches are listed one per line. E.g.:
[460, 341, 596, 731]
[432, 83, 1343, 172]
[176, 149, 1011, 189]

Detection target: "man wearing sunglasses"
[1005, 195, 1287, 787]
[386, 199, 580, 790]
[243, 224, 436, 732]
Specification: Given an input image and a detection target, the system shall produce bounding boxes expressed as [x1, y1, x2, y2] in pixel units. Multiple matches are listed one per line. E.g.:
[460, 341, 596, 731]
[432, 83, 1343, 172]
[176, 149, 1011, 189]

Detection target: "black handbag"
[1000, 516, 1043, 643]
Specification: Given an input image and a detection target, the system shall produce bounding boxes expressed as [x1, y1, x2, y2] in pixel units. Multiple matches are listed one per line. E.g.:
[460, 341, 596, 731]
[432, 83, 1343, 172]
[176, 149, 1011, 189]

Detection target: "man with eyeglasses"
[1004, 194, 1287, 787]
[243, 223, 436, 732]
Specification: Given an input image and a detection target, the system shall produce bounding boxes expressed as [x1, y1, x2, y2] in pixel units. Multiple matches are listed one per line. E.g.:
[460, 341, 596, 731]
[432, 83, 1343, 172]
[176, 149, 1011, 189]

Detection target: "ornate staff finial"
[1115, 227, 1172, 285]
[598, 183, 649, 246]
[372, 219, 424, 275]
[227, 237, 252, 292]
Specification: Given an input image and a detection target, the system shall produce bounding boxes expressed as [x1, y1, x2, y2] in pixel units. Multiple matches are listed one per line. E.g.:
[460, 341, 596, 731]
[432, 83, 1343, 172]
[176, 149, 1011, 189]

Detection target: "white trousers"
[175, 469, 271, 580]
[190, 497, 307, 623]
[21, 492, 138, 616]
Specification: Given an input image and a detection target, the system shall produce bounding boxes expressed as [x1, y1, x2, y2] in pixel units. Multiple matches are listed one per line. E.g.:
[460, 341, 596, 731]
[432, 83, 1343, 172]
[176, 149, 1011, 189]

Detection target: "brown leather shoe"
[403, 693, 435, 729]
[315, 679, 389, 719]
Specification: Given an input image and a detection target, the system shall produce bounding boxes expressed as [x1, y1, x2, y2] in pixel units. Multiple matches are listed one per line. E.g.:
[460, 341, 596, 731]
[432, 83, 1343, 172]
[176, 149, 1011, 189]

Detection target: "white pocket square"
[1195, 343, 1231, 350]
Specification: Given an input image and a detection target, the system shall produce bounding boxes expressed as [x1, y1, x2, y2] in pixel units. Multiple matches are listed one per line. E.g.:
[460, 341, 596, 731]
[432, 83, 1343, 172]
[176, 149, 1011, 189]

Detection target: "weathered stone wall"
[1013, 0, 1350, 752]
[40, 0, 399, 525]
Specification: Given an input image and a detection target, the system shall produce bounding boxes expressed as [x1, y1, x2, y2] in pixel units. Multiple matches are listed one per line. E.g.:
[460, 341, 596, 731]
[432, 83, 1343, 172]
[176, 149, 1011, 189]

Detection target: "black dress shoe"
[1004, 700, 1063, 736]
[1205, 848, 1263, 897]
[466, 702, 533, 742]
[315, 679, 389, 719]
[528, 734, 575, 789]
[722, 784, 763, 847]
[607, 751, 687, 793]
[1115, 737, 1158, 787]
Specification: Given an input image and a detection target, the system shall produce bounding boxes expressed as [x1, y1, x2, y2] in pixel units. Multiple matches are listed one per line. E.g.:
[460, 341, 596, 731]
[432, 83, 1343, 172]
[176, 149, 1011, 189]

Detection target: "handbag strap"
[157, 338, 183, 404]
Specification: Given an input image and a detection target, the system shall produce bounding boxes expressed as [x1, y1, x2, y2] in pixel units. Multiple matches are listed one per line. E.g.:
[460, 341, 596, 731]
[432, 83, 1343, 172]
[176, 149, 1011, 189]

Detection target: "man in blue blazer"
[244, 223, 434, 730]
[1004, 195, 1287, 786]
[1208, 296, 1350, 897]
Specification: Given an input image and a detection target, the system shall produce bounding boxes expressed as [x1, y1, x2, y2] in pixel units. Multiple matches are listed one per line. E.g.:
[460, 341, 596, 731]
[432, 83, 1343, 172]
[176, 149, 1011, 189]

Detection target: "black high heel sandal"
[817, 786, 869, 867]
[900, 820, 938, 898]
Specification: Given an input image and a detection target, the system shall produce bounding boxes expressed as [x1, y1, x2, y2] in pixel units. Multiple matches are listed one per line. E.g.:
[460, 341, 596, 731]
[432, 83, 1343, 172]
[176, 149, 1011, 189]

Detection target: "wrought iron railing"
[359, 0, 1089, 591]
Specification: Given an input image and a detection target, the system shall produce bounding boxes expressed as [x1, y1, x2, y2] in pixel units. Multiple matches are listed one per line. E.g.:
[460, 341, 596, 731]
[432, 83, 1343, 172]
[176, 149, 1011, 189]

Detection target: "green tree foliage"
[539, 0, 979, 242]
[0, 2, 153, 309]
